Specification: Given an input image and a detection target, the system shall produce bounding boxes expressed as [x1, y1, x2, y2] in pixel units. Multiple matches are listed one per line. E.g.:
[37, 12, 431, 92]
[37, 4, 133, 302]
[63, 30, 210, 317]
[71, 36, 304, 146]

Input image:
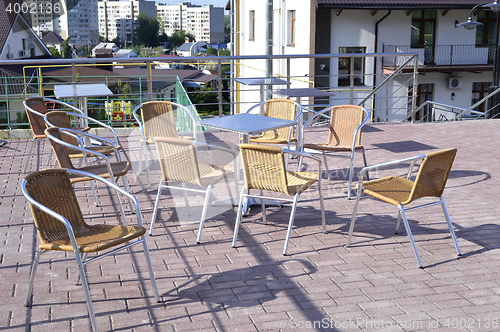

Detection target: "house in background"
[92, 43, 120, 57]
[176, 39, 208, 57]
[42, 31, 64, 52]
[233, 0, 497, 120]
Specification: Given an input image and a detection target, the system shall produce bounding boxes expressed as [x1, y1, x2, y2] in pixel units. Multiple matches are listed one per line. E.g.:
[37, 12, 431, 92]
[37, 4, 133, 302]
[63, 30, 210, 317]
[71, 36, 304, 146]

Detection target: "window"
[411, 11, 436, 64]
[338, 47, 365, 86]
[287, 10, 295, 46]
[472, 82, 491, 113]
[476, 11, 497, 63]
[249, 10, 255, 41]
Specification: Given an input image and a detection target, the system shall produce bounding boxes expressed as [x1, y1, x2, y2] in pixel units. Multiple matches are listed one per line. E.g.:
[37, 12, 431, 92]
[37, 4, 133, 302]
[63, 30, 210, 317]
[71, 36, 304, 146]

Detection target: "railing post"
[147, 61, 153, 101]
[218, 58, 223, 117]
[350, 55, 355, 104]
[411, 55, 418, 123]
[450, 45, 453, 66]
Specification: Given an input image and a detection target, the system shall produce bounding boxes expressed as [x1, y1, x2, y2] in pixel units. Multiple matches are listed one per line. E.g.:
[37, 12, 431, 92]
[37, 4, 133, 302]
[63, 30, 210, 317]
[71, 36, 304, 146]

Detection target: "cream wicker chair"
[246, 99, 303, 152]
[22, 168, 160, 332]
[133, 101, 197, 188]
[301, 104, 369, 199]
[232, 143, 326, 255]
[151, 137, 239, 243]
[347, 148, 461, 268]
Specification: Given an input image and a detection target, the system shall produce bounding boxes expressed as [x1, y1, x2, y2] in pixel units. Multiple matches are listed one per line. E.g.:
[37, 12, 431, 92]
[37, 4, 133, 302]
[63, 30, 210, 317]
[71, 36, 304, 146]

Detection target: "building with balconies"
[233, 0, 498, 121]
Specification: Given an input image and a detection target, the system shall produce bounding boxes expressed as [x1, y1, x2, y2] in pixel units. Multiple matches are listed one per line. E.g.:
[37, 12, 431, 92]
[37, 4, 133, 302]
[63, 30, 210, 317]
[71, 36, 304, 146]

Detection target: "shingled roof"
[0, 0, 22, 53]
[315, 0, 496, 9]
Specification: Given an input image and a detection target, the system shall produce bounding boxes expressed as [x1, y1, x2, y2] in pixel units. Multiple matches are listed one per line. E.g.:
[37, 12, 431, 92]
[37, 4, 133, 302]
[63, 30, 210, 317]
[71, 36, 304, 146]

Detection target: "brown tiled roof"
[315, 0, 494, 9]
[0, 68, 37, 95]
[0, 1, 22, 53]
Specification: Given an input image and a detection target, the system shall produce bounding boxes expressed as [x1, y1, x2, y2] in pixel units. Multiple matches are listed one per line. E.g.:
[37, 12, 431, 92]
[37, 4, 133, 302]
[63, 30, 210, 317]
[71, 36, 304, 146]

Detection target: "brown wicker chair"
[301, 105, 369, 199]
[45, 127, 132, 214]
[133, 101, 198, 188]
[347, 148, 461, 268]
[246, 99, 302, 151]
[45, 110, 122, 160]
[232, 143, 326, 255]
[23, 97, 86, 173]
[22, 168, 160, 332]
[151, 137, 239, 243]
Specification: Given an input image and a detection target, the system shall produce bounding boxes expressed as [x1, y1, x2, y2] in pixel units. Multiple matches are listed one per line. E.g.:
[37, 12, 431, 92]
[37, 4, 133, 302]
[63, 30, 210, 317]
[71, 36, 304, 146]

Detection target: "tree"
[168, 30, 196, 48]
[48, 45, 60, 57]
[60, 37, 72, 58]
[111, 36, 122, 48]
[206, 47, 217, 55]
[133, 14, 160, 47]
[224, 15, 230, 43]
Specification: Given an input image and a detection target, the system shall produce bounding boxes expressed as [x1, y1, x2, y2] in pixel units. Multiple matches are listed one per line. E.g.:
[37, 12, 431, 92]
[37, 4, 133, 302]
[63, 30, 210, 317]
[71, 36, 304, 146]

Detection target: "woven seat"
[150, 137, 238, 243]
[45, 127, 132, 214]
[23, 97, 86, 173]
[232, 144, 326, 255]
[45, 110, 122, 159]
[246, 99, 302, 148]
[301, 104, 369, 199]
[22, 168, 160, 332]
[133, 101, 197, 188]
[347, 148, 461, 268]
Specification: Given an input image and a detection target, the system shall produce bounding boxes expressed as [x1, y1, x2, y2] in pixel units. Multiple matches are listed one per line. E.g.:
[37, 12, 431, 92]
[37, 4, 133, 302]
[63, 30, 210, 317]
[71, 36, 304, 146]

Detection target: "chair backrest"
[138, 101, 180, 142]
[326, 105, 366, 147]
[24, 97, 50, 137]
[24, 169, 88, 248]
[261, 99, 299, 140]
[239, 143, 290, 195]
[45, 111, 80, 146]
[407, 148, 457, 203]
[45, 127, 75, 169]
[155, 137, 202, 186]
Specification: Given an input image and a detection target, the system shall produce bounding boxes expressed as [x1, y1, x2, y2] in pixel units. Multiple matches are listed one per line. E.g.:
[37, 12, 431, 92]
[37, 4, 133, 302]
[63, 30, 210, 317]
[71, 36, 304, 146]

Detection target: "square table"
[235, 77, 290, 107]
[199, 113, 298, 212]
[54, 83, 113, 126]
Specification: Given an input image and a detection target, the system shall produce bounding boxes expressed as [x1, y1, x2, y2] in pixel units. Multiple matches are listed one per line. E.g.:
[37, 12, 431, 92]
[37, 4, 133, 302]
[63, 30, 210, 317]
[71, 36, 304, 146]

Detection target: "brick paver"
[1, 119, 500, 331]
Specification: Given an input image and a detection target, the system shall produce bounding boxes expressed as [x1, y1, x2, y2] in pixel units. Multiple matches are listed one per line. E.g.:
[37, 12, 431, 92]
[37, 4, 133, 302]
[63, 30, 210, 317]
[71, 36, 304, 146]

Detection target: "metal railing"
[0, 52, 420, 130]
[383, 44, 494, 68]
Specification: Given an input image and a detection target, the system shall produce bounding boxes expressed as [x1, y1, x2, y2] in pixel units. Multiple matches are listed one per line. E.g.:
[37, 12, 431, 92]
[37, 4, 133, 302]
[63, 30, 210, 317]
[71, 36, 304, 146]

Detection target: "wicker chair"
[301, 105, 369, 199]
[246, 99, 303, 151]
[45, 110, 122, 161]
[232, 143, 326, 255]
[347, 148, 461, 268]
[45, 127, 132, 215]
[23, 97, 86, 173]
[22, 168, 160, 332]
[151, 137, 239, 243]
[133, 101, 197, 188]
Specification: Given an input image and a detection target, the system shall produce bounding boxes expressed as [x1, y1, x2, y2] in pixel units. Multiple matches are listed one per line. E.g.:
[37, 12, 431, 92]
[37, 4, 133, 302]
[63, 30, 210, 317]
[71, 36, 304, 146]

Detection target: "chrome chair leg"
[398, 204, 423, 268]
[440, 197, 461, 256]
[149, 179, 164, 235]
[283, 193, 299, 255]
[232, 188, 247, 248]
[23, 139, 37, 173]
[196, 185, 212, 244]
[141, 236, 161, 302]
[24, 249, 43, 307]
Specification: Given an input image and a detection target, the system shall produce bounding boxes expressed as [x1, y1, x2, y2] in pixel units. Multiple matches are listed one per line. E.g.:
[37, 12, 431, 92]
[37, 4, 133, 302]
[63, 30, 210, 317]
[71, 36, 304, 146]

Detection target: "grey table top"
[54, 83, 113, 99]
[235, 77, 290, 86]
[273, 87, 332, 98]
[199, 113, 297, 136]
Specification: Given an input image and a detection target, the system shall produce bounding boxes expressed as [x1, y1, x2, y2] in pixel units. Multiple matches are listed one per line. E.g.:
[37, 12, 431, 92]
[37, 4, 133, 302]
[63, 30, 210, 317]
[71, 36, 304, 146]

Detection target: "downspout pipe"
[373, 10, 391, 121]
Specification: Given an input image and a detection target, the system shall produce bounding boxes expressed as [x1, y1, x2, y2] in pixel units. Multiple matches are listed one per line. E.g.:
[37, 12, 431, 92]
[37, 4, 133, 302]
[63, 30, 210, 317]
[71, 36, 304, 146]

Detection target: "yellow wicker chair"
[246, 99, 303, 150]
[151, 136, 239, 243]
[45, 127, 132, 215]
[133, 101, 197, 188]
[23, 97, 86, 173]
[301, 105, 369, 199]
[22, 168, 160, 332]
[347, 148, 461, 268]
[45, 110, 122, 160]
[233, 143, 326, 255]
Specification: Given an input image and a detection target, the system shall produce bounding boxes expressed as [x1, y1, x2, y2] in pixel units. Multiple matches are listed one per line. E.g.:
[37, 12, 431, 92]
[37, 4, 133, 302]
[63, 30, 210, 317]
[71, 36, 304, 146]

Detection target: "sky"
[155, 0, 228, 8]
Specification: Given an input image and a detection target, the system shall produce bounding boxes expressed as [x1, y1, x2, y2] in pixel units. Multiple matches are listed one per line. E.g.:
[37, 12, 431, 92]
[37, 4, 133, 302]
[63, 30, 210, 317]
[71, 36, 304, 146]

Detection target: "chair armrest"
[66, 112, 119, 144]
[43, 97, 85, 115]
[356, 153, 426, 190]
[66, 169, 143, 226]
[281, 148, 323, 175]
[245, 101, 266, 113]
[60, 127, 119, 154]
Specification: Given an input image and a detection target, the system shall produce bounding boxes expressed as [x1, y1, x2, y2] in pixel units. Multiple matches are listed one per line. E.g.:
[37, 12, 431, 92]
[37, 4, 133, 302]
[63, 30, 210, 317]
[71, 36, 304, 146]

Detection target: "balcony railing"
[382, 44, 494, 68]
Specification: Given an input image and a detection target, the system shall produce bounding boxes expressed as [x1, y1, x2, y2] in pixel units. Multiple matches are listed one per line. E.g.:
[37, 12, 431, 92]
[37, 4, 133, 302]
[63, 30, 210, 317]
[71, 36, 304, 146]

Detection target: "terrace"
[1, 54, 499, 331]
[1, 117, 500, 331]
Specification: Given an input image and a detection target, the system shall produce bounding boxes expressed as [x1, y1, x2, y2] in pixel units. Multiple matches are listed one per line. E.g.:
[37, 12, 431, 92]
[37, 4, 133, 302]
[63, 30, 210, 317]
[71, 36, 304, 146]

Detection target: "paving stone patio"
[1, 119, 500, 331]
